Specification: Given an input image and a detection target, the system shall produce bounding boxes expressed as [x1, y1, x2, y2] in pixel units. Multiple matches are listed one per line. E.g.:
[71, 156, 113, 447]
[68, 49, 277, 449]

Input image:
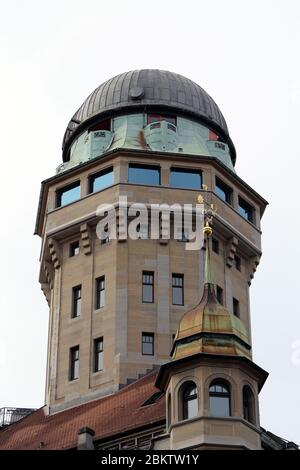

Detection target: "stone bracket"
[80, 223, 92, 255]
[248, 255, 261, 286]
[226, 236, 238, 267]
[48, 237, 60, 269]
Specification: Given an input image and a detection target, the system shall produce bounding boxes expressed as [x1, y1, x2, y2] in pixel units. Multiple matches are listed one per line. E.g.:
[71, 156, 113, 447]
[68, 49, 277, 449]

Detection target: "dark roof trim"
[155, 352, 269, 392]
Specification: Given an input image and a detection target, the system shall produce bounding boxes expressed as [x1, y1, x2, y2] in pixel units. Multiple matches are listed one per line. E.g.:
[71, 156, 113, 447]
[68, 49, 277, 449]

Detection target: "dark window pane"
[235, 255, 241, 271]
[89, 167, 114, 193]
[142, 272, 154, 303]
[72, 286, 81, 317]
[128, 165, 160, 185]
[170, 168, 202, 190]
[233, 298, 239, 317]
[238, 197, 254, 223]
[182, 383, 198, 420]
[57, 182, 80, 207]
[212, 238, 219, 254]
[142, 333, 154, 355]
[172, 274, 184, 305]
[70, 346, 79, 380]
[216, 286, 223, 304]
[70, 241, 80, 257]
[94, 337, 103, 372]
[96, 277, 105, 309]
[215, 177, 232, 204]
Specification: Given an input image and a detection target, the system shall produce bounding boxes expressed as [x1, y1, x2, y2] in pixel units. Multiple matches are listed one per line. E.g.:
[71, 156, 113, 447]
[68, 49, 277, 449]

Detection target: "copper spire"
[171, 217, 251, 361]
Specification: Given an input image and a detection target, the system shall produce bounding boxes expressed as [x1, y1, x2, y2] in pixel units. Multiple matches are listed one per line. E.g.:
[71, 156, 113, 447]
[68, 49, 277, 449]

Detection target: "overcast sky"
[0, 0, 299, 444]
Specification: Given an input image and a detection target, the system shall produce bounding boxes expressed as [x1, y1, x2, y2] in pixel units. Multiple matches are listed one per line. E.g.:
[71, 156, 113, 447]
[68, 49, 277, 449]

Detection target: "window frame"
[93, 337, 104, 373]
[170, 167, 203, 190]
[69, 345, 80, 381]
[56, 181, 80, 208]
[142, 332, 154, 356]
[209, 380, 231, 417]
[233, 297, 240, 317]
[142, 271, 154, 304]
[238, 196, 255, 224]
[128, 164, 161, 186]
[215, 177, 233, 205]
[72, 285, 82, 318]
[88, 166, 114, 194]
[234, 255, 241, 271]
[172, 273, 184, 306]
[212, 237, 219, 254]
[95, 276, 105, 310]
[243, 386, 256, 425]
[69, 241, 80, 257]
[216, 285, 223, 304]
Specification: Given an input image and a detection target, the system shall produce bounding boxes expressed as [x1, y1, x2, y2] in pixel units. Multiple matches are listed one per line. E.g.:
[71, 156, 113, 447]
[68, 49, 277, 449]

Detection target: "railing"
[0, 407, 35, 428]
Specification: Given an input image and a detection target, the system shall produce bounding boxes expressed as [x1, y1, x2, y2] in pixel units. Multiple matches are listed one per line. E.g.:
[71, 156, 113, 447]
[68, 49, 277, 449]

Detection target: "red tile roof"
[0, 371, 165, 450]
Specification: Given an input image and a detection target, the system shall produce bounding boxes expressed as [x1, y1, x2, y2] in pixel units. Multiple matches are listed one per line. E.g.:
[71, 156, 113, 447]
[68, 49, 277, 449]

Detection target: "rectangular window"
[128, 164, 161, 186]
[94, 337, 103, 372]
[56, 181, 80, 207]
[215, 177, 232, 204]
[142, 333, 154, 356]
[170, 168, 202, 190]
[233, 297, 240, 317]
[142, 271, 154, 303]
[70, 241, 80, 257]
[172, 274, 184, 305]
[69, 346, 79, 380]
[72, 285, 81, 318]
[212, 237, 219, 254]
[235, 255, 241, 271]
[95, 276, 105, 309]
[89, 167, 114, 193]
[216, 285, 223, 304]
[238, 197, 254, 223]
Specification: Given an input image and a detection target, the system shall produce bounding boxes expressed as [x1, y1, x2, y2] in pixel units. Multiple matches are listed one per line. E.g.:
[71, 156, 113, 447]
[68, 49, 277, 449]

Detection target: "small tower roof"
[172, 221, 251, 361]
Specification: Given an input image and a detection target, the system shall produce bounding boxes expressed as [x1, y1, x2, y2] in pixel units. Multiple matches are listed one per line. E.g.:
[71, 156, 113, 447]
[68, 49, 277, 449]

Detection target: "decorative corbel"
[41, 283, 51, 306]
[248, 254, 261, 286]
[226, 236, 238, 267]
[80, 223, 92, 255]
[48, 237, 60, 269]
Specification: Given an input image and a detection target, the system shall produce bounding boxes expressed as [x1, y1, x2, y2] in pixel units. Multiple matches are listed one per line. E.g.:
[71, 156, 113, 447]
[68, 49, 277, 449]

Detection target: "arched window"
[179, 381, 198, 420]
[243, 386, 256, 425]
[209, 380, 231, 417]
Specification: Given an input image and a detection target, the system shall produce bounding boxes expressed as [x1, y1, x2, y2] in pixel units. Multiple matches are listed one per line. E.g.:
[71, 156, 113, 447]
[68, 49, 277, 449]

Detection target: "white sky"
[0, 0, 299, 444]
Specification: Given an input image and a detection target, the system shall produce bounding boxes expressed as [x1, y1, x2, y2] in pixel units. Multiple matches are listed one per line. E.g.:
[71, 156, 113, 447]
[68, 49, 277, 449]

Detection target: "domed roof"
[172, 283, 251, 361]
[62, 69, 236, 163]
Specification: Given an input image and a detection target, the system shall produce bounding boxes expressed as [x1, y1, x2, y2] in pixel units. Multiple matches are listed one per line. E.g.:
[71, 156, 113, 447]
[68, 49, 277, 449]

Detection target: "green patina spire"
[203, 221, 213, 285]
[204, 234, 213, 285]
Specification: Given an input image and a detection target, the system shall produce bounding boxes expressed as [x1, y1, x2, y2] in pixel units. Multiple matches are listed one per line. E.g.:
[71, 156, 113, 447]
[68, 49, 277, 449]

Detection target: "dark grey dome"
[62, 69, 235, 163]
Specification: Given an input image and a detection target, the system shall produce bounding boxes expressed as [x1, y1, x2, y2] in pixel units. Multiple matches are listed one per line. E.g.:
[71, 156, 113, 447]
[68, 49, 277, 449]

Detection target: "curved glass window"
[180, 382, 198, 420]
[243, 386, 256, 424]
[209, 380, 231, 417]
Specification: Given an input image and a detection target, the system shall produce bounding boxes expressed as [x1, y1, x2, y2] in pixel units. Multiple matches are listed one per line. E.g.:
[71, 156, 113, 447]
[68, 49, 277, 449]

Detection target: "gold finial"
[203, 220, 212, 238]
[197, 194, 204, 204]
[202, 184, 208, 191]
